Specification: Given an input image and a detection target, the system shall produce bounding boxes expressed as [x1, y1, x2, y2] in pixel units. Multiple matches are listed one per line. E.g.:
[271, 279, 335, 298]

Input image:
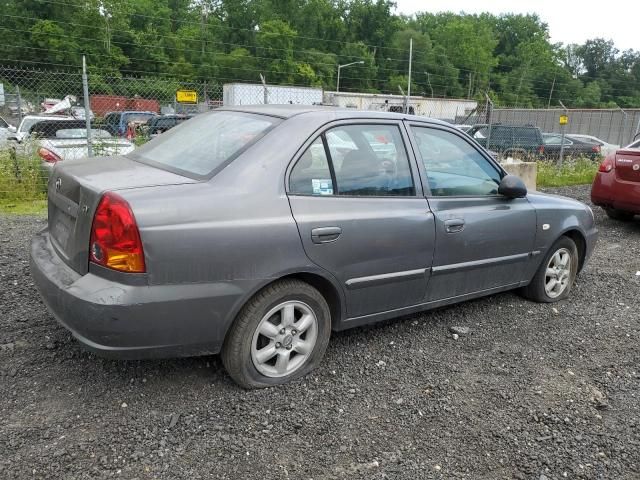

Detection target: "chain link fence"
[2, 64, 640, 203]
[457, 99, 640, 164]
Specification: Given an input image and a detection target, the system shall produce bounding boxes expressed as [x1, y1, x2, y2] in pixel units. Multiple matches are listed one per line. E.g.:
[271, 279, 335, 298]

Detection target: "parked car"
[626, 138, 640, 149]
[30, 106, 598, 389]
[102, 111, 156, 137]
[12, 114, 74, 143]
[143, 114, 193, 138]
[70, 106, 95, 121]
[567, 134, 619, 157]
[542, 133, 602, 160]
[41, 98, 62, 111]
[0, 115, 16, 145]
[467, 124, 545, 158]
[591, 144, 640, 220]
[29, 119, 135, 172]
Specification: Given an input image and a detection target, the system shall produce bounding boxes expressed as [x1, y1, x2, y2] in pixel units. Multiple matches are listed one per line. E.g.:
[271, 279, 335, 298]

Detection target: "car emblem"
[633, 164, 640, 171]
[282, 334, 293, 348]
[55, 177, 62, 191]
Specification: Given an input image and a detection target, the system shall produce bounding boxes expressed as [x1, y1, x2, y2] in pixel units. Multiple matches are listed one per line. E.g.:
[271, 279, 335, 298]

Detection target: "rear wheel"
[502, 148, 528, 160]
[520, 236, 579, 303]
[605, 208, 635, 221]
[222, 280, 331, 389]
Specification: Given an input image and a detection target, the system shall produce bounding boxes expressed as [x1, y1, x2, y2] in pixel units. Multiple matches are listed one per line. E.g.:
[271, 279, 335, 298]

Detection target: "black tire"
[221, 280, 331, 389]
[520, 236, 579, 303]
[503, 148, 528, 160]
[605, 208, 635, 221]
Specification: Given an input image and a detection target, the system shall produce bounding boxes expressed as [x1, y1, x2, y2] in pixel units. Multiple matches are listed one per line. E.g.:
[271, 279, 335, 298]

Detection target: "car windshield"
[29, 120, 93, 138]
[129, 111, 279, 177]
[55, 128, 111, 139]
[19, 118, 46, 133]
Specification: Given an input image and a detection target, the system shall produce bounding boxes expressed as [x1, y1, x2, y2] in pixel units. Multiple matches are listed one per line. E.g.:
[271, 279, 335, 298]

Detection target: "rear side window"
[129, 111, 278, 177]
[289, 124, 415, 197]
[289, 138, 334, 195]
[327, 124, 414, 196]
[513, 127, 539, 144]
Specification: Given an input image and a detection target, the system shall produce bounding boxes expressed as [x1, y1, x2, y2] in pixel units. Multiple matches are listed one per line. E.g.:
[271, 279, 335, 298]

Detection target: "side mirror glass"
[498, 174, 527, 198]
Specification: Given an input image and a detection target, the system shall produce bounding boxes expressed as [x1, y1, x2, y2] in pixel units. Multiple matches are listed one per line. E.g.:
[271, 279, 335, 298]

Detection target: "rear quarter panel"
[117, 113, 349, 331]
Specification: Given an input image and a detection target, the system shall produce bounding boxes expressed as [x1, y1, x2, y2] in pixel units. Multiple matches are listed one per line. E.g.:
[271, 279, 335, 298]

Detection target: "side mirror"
[498, 174, 527, 198]
[8, 126, 17, 133]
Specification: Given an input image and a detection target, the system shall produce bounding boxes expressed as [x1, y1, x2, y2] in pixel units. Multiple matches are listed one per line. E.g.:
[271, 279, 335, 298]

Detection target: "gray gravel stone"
[449, 326, 471, 335]
[1, 186, 639, 479]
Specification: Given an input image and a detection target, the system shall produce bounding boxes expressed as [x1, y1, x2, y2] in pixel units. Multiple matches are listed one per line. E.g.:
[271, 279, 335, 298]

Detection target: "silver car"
[29, 119, 134, 172]
[30, 106, 598, 388]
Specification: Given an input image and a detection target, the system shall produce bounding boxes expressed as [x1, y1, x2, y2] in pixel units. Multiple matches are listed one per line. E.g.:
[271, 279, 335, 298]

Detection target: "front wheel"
[222, 280, 331, 389]
[520, 236, 579, 303]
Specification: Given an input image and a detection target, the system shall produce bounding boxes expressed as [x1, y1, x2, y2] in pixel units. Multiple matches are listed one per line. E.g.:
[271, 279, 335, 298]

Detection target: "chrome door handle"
[444, 219, 465, 233]
[311, 226, 342, 244]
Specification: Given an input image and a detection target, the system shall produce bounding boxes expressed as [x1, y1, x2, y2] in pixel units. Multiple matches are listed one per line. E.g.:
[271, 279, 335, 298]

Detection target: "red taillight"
[598, 157, 614, 173]
[89, 192, 145, 273]
[126, 125, 135, 141]
[592, 145, 601, 153]
[38, 147, 62, 164]
[538, 145, 545, 154]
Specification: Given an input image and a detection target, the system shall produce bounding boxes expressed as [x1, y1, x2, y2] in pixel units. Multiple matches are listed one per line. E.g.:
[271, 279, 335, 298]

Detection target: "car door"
[407, 123, 537, 301]
[287, 121, 435, 319]
[104, 114, 118, 135]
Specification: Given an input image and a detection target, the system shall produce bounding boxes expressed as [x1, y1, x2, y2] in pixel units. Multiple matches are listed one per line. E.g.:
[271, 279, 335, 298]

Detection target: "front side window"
[289, 138, 334, 195]
[513, 127, 539, 145]
[129, 111, 278, 177]
[327, 124, 414, 196]
[412, 126, 502, 197]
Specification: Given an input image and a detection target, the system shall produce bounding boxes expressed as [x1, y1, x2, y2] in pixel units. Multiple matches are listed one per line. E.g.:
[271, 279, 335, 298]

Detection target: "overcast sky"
[394, 0, 637, 52]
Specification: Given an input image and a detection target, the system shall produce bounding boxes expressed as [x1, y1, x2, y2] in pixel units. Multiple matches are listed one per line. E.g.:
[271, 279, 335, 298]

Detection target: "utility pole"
[406, 37, 413, 114]
[559, 101, 568, 167]
[260, 74, 267, 104]
[547, 75, 556, 109]
[425, 72, 433, 98]
[82, 56, 93, 158]
[336, 61, 364, 92]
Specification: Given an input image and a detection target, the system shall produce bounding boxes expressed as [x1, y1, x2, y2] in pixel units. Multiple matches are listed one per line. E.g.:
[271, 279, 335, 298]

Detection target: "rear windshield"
[122, 113, 155, 124]
[128, 111, 279, 177]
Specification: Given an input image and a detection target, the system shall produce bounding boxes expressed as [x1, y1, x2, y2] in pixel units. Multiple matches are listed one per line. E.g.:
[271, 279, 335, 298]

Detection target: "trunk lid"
[615, 149, 640, 183]
[48, 155, 198, 274]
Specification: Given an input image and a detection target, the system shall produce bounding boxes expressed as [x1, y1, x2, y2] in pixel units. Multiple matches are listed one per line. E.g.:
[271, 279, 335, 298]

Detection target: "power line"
[8, 0, 442, 56]
[5, 38, 638, 100]
[0, 13, 494, 73]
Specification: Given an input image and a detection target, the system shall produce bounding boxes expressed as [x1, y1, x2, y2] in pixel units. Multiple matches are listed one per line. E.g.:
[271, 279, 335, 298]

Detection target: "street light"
[336, 61, 364, 92]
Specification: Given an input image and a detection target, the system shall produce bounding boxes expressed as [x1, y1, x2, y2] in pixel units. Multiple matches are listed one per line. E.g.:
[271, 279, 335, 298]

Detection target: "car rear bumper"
[591, 172, 640, 214]
[30, 228, 250, 359]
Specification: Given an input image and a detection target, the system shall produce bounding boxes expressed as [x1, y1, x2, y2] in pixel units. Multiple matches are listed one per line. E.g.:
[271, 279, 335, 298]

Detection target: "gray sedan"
[30, 106, 598, 388]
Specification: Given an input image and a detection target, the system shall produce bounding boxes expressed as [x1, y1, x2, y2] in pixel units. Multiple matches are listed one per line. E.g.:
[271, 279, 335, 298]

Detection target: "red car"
[591, 138, 640, 220]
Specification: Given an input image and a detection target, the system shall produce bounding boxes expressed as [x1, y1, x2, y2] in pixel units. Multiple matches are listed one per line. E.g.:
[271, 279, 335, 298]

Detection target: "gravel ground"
[1, 185, 639, 480]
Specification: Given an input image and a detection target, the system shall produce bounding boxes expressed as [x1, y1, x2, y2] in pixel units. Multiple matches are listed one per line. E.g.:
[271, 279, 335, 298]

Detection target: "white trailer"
[223, 83, 323, 106]
[323, 91, 477, 122]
